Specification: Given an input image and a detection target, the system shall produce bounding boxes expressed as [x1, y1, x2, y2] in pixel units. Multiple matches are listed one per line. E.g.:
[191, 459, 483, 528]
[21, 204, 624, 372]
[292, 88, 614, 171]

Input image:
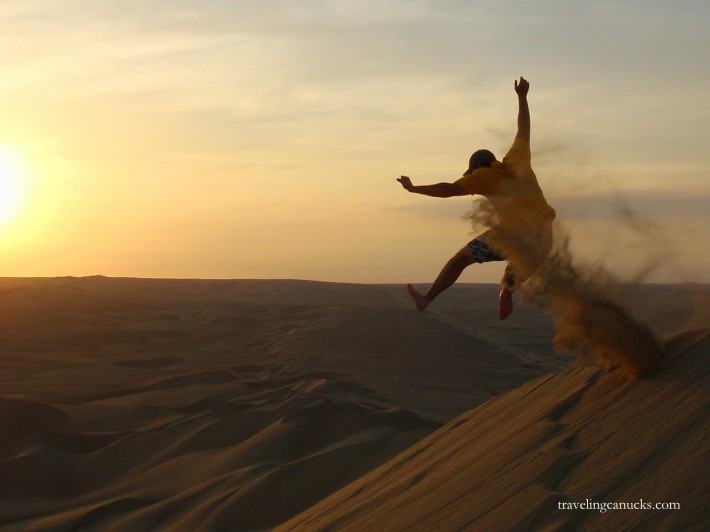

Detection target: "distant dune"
[0, 278, 707, 530]
[0, 277, 559, 530]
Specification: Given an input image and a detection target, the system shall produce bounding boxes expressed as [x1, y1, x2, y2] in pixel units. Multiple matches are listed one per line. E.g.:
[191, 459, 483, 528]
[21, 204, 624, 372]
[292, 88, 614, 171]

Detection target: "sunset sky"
[1, 1, 708, 283]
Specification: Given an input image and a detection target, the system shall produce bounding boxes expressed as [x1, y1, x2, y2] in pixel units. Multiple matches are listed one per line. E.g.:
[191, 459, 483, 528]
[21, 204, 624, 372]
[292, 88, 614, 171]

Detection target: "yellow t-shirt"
[455, 137, 556, 233]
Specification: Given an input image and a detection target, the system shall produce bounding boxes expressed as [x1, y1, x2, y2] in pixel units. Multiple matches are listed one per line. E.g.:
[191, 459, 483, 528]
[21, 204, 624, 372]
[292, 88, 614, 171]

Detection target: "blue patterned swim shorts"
[466, 238, 505, 263]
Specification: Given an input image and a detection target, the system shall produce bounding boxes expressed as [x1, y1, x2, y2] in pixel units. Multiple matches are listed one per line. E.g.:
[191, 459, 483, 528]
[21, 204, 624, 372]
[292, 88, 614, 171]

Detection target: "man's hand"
[514, 76, 529, 98]
[397, 175, 414, 192]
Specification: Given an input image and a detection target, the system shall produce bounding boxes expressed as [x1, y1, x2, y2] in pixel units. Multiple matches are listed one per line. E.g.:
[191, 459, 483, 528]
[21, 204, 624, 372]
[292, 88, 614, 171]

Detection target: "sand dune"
[0, 278, 706, 530]
[279, 329, 710, 531]
[0, 277, 563, 530]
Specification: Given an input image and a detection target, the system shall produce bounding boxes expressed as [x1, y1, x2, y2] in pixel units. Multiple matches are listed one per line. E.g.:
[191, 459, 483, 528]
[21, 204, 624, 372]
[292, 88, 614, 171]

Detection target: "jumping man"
[397, 77, 556, 320]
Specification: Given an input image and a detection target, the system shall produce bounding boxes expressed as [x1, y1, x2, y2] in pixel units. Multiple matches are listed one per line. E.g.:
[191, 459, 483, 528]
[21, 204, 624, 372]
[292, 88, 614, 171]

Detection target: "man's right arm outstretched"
[396, 176, 468, 198]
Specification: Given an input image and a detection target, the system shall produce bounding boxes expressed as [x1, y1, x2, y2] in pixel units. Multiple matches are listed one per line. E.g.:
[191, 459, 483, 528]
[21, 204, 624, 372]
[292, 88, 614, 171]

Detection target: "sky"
[0, 0, 708, 283]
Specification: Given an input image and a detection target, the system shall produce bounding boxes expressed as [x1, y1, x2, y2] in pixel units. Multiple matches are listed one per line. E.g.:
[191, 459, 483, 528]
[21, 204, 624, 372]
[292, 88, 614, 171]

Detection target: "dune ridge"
[279, 328, 710, 531]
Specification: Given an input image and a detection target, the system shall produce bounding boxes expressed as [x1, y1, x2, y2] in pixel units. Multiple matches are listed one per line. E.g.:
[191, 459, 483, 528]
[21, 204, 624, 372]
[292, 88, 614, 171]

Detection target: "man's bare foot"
[406, 284, 430, 312]
[498, 287, 514, 320]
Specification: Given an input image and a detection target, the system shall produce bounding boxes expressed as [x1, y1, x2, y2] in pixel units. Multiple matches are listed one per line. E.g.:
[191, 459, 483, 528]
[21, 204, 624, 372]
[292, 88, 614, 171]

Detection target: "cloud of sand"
[523, 226, 663, 377]
[465, 191, 664, 378]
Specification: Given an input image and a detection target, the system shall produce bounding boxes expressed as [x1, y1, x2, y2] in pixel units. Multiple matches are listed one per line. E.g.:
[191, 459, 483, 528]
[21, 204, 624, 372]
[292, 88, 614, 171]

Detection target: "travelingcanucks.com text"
[558, 499, 680, 513]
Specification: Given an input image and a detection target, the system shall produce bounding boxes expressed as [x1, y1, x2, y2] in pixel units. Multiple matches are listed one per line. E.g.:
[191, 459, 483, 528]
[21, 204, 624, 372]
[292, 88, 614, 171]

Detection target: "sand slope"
[0, 277, 561, 530]
[279, 329, 710, 531]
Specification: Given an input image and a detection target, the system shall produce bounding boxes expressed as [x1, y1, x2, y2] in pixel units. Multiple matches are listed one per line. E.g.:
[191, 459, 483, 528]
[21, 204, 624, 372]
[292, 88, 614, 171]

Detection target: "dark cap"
[468, 149, 496, 173]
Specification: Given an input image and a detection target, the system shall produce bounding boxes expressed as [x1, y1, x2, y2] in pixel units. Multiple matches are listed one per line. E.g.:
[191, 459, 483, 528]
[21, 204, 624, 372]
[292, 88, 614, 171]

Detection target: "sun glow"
[0, 147, 28, 226]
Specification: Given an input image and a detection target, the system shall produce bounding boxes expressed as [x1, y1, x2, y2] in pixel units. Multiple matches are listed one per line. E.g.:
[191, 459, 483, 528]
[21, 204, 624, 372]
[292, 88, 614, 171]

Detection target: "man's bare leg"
[497, 264, 516, 320]
[407, 247, 475, 311]
[497, 287, 514, 320]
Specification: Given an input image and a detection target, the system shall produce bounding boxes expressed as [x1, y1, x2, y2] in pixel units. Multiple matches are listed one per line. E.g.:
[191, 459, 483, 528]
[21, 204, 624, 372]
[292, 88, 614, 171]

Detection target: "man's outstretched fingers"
[397, 175, 414, 191]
